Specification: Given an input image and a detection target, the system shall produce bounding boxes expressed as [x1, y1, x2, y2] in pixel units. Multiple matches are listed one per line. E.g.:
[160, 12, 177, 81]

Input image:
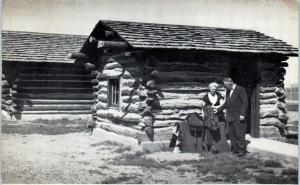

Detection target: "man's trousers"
[228, 120, 246, 154]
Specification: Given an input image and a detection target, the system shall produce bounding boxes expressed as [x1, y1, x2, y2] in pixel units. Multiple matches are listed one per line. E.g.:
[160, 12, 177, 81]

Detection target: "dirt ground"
[1, 119, 298, 184]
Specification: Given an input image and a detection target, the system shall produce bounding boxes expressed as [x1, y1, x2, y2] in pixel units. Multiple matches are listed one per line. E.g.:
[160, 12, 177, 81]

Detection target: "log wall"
[258, 56, 289, 136]
[93, 50, 229, 141]
[93, 49, 291, 140]
[147, 51, 228, 130]
[92, 52, 143, 129]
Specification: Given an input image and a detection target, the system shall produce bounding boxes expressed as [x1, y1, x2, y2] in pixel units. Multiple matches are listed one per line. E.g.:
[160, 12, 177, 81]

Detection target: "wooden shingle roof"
[97, 20, 298, 56]
[2, 31, 87, 63]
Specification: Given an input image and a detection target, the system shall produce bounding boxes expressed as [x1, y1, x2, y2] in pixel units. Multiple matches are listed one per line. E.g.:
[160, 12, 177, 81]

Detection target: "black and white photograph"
[1, 0, 298, 184]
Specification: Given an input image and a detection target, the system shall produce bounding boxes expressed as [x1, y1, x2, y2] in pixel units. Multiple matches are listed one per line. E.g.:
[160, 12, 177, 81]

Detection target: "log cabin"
[1, 31, 93, 120]
[69, 20, 298, 143]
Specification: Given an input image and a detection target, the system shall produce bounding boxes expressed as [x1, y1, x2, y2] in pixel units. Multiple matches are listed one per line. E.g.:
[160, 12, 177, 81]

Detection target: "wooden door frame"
[229, 61, 260, 138]
[250, 84, 260, 138]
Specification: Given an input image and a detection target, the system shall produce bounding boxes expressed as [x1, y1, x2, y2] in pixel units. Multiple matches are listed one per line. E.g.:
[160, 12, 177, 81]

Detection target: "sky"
[2, 0, 298, 86]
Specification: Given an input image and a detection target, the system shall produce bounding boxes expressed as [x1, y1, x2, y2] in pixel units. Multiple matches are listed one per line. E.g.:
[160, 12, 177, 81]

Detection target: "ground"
[1, 119, 298, 184]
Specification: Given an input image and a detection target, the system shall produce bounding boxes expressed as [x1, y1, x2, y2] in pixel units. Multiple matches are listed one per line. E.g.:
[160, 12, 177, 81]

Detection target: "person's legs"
[233, 120, 247, 155]
[204, 128, 213, 151]
[228, 121, 237, 153]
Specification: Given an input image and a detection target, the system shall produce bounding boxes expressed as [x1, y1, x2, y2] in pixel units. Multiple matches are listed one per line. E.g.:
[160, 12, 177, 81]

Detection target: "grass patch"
[1, 119, 89, 135]
[77, 161, 91, 165]
[263, 159, 283, 168]
[255, 174, 298, 184]
[257, 169, 275, 174]
[281, 168, 298, 175]
[90, 140, 124, 148]
[100, 140, 125, 146]
[88, 169, 103, 175]
[114, 146, 132, 153]
[101, 175, 133, 184]
[113, 151, 170, 169]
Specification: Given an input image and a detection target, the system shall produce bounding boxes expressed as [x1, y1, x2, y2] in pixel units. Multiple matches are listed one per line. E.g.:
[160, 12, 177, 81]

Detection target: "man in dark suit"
[215, 78, 248, 157]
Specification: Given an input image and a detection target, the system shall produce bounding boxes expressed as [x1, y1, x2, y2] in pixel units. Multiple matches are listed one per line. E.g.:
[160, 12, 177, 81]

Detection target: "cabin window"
[108, 79, 120, 108]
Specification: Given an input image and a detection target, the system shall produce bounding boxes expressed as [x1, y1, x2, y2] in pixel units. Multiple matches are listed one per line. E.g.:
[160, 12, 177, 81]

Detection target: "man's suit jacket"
[218, 85, 248, 122]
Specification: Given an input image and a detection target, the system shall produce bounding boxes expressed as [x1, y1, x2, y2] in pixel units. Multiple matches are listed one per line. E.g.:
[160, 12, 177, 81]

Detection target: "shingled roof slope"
[2, 31, 88, 63]
[98, 20, 298, 56]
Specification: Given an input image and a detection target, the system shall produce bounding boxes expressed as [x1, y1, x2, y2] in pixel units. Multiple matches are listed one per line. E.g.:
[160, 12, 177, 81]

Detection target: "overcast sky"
[2, 0, 298, 85]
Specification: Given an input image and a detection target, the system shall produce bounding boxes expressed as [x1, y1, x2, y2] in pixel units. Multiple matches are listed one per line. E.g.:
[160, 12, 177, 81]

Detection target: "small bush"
[281, 168, 298, 175]
[263, 160, 283, 168]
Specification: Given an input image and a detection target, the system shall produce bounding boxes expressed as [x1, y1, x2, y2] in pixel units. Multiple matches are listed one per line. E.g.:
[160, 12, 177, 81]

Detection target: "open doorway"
[230, 62, 260, 138]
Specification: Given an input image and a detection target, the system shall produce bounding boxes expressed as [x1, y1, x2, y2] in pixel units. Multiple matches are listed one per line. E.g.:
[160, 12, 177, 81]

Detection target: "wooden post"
[251, 85, 260, 138]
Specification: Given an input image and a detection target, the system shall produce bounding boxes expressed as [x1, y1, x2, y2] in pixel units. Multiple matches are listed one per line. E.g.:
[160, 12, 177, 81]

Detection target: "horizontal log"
[277, 94, 286, 101]
[260, 117, 283, 127]
[97, 80, 108, 88]
[14, 99, 95, 105]
[157, 92, 207, 100]
[122, 79, 136, 87]
[96, 109, 141, 123]
[280, 62, 288, 67]
[98, 68, 124, 79]
[14, 93, 94, 100]
[260, 107, 279, 118]
[103, 61, 123, 70]
[136, 126, 174, 143]
[157, 72, 225, 83]
[97, 40, 129, 48]
[121, 102, 141, 113]
[98, 87, 108, 94]
[277, 102, 287, 110]
[2, 88, 11, 94]
[278, 113, 289, 124]
[2, 80, 10, 87]
[2, 94, 12, 100]
[1, 99, 12, 105]
[155, 114, 185, 120]
[96, 120, 142, 138]
[67, 52, 89, 60]
[260, 98, 278, 105]
[260, 92, 277, 100]
[158, 84, 210, 92]
[260, 87, 276, 93]
[14, 104, 92, 111]
[275, 87, 285, 95]
[159, 99, 204, 109]
[153, 108, 203, 117]
[97, 94, 107, 102]
[95, 102, 107, 110]
[1, 104, 13, 112]
[121, 87, 138, 96]
[153, 120, 183, 127]
[156, 62, 225, 73]
[122, 95, 140, 103]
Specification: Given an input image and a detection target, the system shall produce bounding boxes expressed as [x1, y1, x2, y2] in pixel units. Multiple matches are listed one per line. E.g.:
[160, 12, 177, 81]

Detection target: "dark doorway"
[230, 62, 260, 137]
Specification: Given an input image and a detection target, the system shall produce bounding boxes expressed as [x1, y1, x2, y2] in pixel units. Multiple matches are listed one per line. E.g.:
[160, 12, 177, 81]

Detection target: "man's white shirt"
[229, 84, 236, 98]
